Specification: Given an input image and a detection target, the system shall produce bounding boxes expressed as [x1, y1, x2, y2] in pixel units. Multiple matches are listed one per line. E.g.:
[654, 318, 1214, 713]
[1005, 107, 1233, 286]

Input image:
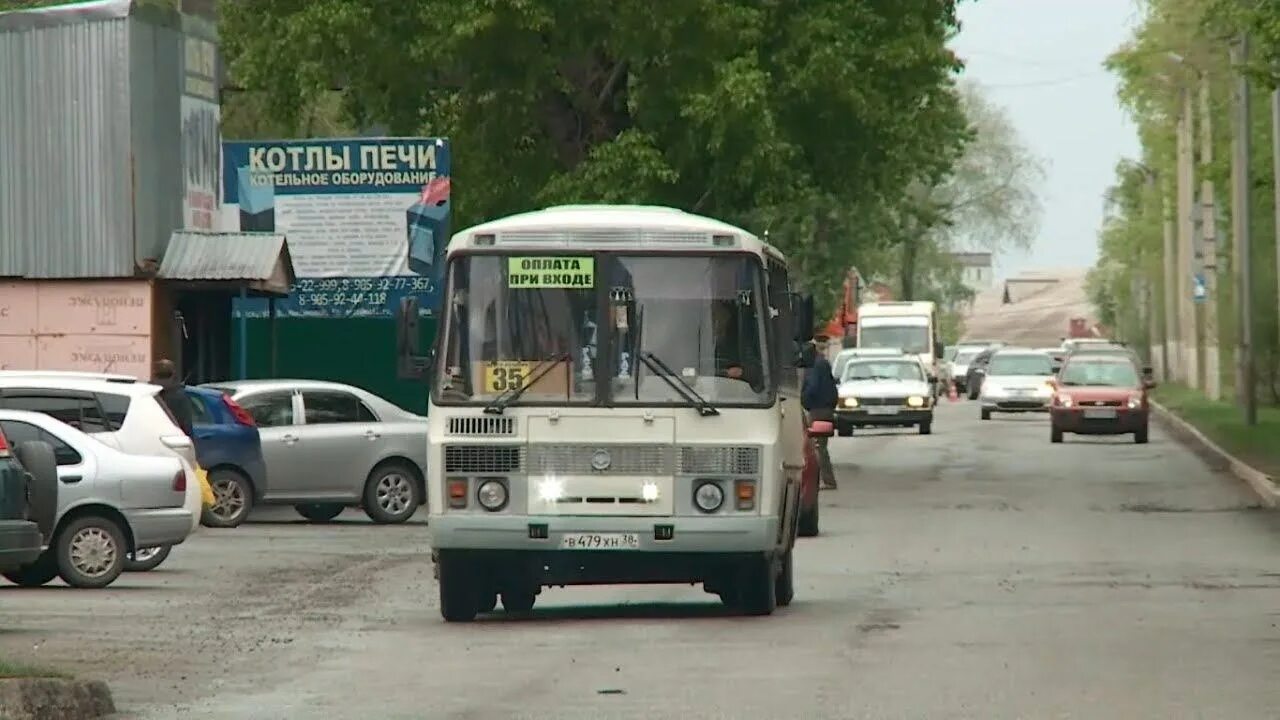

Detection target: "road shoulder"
[1150, 397, 1280, 507]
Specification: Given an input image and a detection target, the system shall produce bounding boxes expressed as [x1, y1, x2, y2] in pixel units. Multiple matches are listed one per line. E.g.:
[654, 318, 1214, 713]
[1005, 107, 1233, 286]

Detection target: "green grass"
[1152, 383, 1280, 479]
[0, 659, 66, 679]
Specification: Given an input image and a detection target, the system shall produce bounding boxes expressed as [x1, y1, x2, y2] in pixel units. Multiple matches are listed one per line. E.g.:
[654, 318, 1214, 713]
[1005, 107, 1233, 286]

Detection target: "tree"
[894, 80, 1044, 301]
[219, 0, 974, 308]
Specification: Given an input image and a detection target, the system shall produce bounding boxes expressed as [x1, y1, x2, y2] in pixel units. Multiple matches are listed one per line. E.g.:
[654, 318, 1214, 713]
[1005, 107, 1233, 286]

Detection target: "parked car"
[798, 421, 819, 538]
[1049, 354, 1156, 444]
[185, 386, 268, 529]
[0, 372, 203, 572]
[202, 380, 429, 524]
[949, 346, 985, 395]
[835, 354, 935, 435]
[0, 410, 193, 588]
[0, 429, 57, 574]
[978, 349, 1057, 419]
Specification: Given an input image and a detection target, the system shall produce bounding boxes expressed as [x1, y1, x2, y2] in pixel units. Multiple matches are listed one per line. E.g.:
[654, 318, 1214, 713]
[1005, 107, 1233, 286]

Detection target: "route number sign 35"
[482, 362, 532, 393]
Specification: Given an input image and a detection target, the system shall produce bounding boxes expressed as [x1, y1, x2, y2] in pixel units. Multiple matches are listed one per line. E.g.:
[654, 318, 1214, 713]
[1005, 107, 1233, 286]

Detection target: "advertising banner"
[181, 16, 221, 230]
[221, 137, 451, 319]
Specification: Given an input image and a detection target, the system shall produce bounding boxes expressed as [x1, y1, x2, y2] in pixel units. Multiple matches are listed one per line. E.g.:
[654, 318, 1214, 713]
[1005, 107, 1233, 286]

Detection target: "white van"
[855, 302, 943, 393]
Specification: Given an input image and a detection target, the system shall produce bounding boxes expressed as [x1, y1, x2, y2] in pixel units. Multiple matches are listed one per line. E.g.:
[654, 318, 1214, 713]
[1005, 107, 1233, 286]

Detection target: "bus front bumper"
[430, 514, 779, 554]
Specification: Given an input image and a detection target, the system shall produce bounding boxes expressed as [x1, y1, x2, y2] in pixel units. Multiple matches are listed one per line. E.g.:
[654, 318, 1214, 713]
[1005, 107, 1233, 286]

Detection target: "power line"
[975, 70, 1112, 90]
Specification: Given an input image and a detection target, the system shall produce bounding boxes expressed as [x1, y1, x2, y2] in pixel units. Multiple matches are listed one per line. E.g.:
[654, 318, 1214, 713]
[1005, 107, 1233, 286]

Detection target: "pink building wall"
[0, 280, 153, 377]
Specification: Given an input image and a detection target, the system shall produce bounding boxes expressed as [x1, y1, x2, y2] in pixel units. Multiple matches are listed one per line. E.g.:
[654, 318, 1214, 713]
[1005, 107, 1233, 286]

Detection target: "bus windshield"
[609, 254, 770, 405]
[433, 252, 771, 407]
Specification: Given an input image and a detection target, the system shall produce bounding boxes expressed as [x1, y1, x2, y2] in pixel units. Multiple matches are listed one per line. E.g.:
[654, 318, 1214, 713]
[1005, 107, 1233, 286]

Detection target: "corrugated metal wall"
[0, 17, 136, 278]
[129, 17, 183, 267]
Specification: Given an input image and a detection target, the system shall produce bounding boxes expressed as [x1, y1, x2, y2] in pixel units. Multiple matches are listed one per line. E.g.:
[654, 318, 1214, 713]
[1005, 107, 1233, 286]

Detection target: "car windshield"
[859, 324, 929, 354]
[434, 254, 597, 403]
[842, 360, 923, 382]
[988, 353, 1054, 376]
[1059, 361, 1140, 387]
[609, 255, 770, 405]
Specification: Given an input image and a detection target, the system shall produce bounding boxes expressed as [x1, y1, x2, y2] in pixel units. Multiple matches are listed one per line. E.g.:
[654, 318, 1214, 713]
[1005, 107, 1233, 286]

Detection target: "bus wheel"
[736, 554, 777, 616]
[774, 548, 794, 607]
[501, 590, 536, 614]
[437, 552, 478, 622]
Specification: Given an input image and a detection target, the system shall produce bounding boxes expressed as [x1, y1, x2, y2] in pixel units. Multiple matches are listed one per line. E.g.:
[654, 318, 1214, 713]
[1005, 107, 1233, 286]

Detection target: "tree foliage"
[218, 0, 974, 307]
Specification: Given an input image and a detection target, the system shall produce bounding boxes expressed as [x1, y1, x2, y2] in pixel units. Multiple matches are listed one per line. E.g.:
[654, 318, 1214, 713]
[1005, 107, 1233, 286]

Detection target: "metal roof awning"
[158, 231, 296, 296]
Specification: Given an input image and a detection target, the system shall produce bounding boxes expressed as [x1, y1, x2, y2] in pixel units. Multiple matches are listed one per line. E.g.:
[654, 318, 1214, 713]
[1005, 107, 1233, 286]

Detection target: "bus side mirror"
[396, 297, 433, 380]
[790, 293, 814, 342]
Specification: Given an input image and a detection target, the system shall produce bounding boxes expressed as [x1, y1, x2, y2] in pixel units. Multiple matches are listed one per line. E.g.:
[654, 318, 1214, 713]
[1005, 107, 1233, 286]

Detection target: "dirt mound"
[961, 268, 1094, 347]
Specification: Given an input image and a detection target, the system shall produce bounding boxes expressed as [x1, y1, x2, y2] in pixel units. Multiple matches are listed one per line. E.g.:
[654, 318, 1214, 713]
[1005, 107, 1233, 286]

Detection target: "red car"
[1049, 353, 1156, 444]
[798, 424, 820, 537]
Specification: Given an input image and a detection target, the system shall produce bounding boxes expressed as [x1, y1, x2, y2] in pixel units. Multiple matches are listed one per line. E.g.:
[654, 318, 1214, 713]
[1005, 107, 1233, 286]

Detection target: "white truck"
[854, 301, 943, 395]
[397, 204, 816, 621]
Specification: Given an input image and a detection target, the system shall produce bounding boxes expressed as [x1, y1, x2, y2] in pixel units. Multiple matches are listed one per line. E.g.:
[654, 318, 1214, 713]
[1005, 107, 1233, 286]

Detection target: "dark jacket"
[156, 379, 195, 437]
[802, 355, 838, 413]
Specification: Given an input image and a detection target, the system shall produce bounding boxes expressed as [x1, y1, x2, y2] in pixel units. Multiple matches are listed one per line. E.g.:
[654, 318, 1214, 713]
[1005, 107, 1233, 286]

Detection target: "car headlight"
[842, 397, 859, 408]
[982, 384, 1003, 396]
[1057, 395, 1074, 408]
[693, 482, 725, 513]
[907, 395, 925, 407]
[1127, 396, 1142, 409]
[476, 479, 508, 511]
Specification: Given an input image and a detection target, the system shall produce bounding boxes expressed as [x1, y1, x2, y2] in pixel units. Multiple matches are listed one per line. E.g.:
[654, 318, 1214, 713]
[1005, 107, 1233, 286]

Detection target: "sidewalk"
[1151, 383, 1280, 501]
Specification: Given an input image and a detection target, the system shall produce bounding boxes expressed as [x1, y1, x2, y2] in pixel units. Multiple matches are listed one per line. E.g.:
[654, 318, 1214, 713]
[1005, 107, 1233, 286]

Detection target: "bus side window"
[766, 260, 798, 391]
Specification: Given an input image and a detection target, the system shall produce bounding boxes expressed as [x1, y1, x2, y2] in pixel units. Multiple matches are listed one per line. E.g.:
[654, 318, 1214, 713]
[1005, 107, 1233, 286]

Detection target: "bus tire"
[437, 552, 478, 623]
[501, 590, 536, 614]
[737, 554, 777, 616]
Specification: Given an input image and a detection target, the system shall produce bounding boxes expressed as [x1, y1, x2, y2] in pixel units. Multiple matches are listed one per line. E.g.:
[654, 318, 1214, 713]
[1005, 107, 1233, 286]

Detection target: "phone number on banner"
[232, 276, 439, 319]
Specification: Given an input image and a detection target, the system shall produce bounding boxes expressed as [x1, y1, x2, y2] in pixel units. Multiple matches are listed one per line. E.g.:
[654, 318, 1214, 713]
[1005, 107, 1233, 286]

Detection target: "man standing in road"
[152, 359, 195, 437]
[802, 336, 838, 490]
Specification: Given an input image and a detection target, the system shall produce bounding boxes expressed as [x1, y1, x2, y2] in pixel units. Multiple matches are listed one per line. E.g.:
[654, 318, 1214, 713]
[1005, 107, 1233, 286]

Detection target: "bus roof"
[445, 204, 783, 261]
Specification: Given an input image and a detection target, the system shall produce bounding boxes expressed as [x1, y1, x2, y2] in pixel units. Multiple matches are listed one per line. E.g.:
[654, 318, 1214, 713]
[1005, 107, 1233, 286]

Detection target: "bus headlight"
[907, 396, 925, 407]
[476, 479, 509, 511]
[693, 482, 724, 513]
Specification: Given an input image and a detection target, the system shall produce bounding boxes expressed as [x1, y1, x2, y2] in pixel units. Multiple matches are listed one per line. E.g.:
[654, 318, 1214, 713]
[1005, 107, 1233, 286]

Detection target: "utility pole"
[1231, 34, 1257, 424]
[1162, 178, 1179, 383]
[1175, 86, 1200, 389]
[1273, 75, 1280, 387]
[1198, 71, 1221, 400]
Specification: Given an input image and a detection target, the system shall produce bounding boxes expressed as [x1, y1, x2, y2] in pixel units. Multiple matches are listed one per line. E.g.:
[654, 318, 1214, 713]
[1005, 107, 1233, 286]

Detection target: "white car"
[0, 373, 202, 571]
[0, 410, 192, 588]
[977, 349, 1057, 419]
[834, 355, 935, 436]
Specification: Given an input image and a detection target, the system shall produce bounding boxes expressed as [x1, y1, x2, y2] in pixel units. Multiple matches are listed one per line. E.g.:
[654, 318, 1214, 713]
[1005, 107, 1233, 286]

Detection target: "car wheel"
[836, 423, 853, 437]
[980, 408, 991, 420]
[774, 547, 795, 607]
[15, 441, 58, 541]
[1050, 425, 1063, 444]
[124, 545, 171, 572]
[202, 469, 253, 529]
[735, 553, 777, 616]
[295, 503, 345, 522]
[2, 551, 58, 587]
[362, 462, 421, 524]
[56, 515, 126, 589]
[501, 590, 537, 613]
[798, 501, 819, 537]
[437, 551, 479, 622]
[1135, 424, 1149, 444]
[477, 590, 498, 614]
[919, 421, 932, 435]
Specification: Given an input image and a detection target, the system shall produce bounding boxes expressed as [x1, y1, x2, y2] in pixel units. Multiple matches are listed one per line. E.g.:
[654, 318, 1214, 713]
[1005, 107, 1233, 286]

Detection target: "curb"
[0, 678, 115, 720]
[1151, 400, 1280, 507]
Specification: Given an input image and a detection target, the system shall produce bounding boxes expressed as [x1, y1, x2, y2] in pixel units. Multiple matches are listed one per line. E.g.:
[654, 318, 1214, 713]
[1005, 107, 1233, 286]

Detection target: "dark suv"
[0, 427, 57, 573]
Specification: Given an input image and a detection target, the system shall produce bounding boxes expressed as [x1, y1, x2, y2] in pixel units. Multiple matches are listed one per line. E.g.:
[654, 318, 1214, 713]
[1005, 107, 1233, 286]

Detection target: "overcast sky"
[950, 0, 1144, 279]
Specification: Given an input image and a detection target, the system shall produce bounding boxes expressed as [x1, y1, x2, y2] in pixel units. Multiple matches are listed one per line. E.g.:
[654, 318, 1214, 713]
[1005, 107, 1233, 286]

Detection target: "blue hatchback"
[186, 386, 267, 528]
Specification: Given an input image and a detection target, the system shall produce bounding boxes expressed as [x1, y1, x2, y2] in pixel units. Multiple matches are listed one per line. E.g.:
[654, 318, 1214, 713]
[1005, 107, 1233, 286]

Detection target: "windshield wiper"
[483, 352, 570, 415]
[637, 351, 719, 417]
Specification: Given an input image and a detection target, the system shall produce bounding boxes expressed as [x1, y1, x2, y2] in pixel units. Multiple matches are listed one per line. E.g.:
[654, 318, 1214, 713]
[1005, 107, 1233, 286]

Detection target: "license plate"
[1011, 389, 1032, 396]
[1083, 408, 1117, 419]
[559, 532, 641, 550]
[867, 406, 899, 415]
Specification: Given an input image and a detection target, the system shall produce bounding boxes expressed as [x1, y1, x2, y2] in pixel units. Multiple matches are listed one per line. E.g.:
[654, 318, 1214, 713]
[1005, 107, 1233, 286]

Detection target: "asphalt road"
[3, 401, 1279, 719]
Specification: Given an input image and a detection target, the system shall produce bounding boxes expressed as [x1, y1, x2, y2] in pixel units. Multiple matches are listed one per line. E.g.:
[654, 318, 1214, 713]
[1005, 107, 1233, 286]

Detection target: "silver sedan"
[201, 380, 428, 525]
